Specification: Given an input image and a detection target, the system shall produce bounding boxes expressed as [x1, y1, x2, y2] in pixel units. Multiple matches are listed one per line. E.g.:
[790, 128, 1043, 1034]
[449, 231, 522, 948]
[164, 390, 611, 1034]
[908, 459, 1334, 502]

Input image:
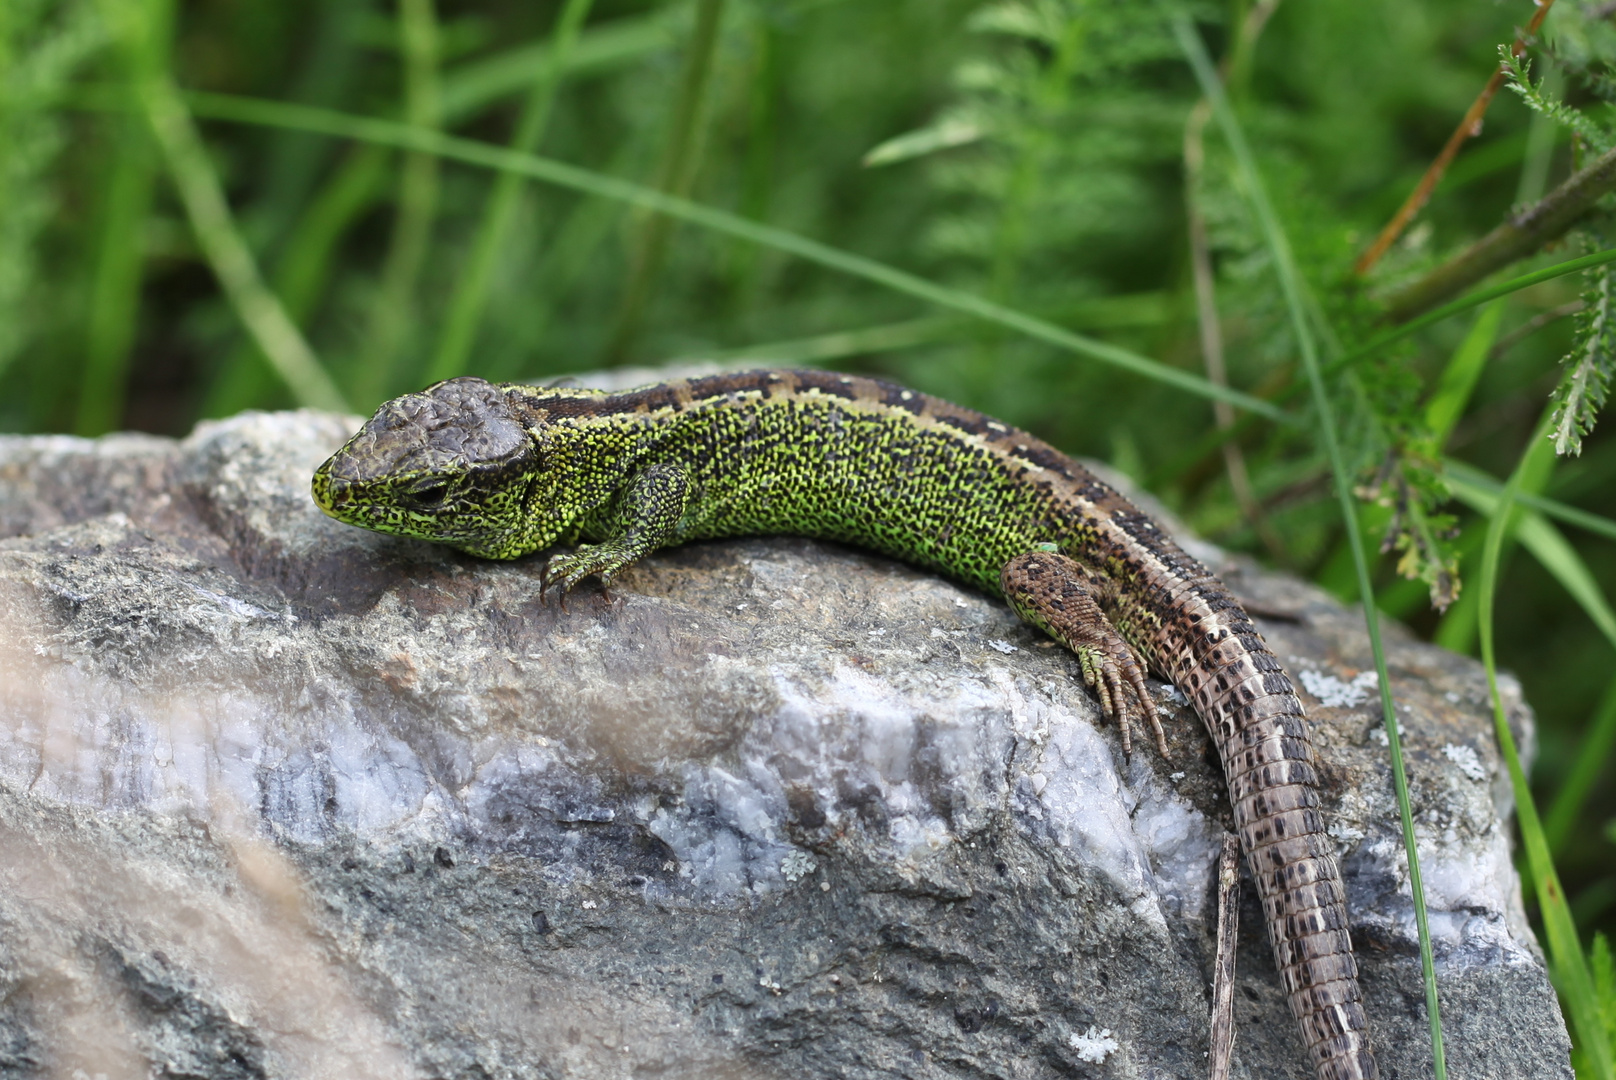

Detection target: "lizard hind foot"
[1001, 551, 1166, 758]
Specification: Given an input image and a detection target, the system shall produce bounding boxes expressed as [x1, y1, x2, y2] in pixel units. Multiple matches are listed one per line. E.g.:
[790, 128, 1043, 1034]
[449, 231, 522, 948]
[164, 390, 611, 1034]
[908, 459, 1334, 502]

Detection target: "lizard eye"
[402, 479, 452, 509]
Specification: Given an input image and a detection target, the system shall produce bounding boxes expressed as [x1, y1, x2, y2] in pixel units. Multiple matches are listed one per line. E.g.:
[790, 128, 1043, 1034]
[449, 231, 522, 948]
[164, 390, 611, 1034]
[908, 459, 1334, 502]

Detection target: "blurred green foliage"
[5, 0, 1616, 1067]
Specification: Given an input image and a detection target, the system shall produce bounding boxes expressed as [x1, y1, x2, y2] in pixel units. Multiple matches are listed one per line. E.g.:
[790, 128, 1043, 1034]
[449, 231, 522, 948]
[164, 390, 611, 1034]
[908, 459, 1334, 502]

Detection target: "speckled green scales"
[562, 384, 1088, 592]
[312, 368, 1378, 1080]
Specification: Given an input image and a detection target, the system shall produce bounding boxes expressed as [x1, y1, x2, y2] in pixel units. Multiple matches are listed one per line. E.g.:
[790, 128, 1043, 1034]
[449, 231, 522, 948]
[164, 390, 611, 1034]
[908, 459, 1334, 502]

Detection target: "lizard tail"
[1160, 583, 1379, 1080]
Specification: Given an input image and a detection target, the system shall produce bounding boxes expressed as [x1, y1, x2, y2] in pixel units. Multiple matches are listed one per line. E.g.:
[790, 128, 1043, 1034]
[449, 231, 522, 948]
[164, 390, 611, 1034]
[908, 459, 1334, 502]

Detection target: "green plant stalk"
[358, 0, 441, 403]
[1476, 410, 1616, 1080]
[1172, 13, 1449, 1076]
[1444, 460, 1616, 542]
[96, 0, 346, 413]
[177, 91, 1287, 422]
[1385, 142, 1616, 325]
[1545, 676, 1616, 855]
[427, 0, 596, 384]
[76, 0, 172, 436]
[1147, 246, 1616, 489]
[76, 109, 156, 435]
[605, 0, 727, 363]
[203, 144, 389, 417]
[438, 6, 681, 120]
[1343, 246, 1616, 371]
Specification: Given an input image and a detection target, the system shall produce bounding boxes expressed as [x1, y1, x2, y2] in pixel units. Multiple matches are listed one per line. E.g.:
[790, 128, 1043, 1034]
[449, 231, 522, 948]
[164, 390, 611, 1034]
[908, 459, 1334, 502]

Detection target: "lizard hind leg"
[1000, 552, 1165, 757]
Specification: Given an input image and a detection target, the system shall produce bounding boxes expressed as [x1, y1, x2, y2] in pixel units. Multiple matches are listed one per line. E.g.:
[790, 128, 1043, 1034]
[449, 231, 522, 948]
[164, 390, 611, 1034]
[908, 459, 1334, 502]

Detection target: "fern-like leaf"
[1503, 49, 1615, 155]
[1550, 253, 1616, 456]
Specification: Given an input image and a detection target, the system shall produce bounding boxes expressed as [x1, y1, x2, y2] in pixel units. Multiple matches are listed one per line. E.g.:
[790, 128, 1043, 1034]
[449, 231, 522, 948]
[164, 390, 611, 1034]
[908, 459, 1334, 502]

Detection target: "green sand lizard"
[312, 369, 1377, 1080]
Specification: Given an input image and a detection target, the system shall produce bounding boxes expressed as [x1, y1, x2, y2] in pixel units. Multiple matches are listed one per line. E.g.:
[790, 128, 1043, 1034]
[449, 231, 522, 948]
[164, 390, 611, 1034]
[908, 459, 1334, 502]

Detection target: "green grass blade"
[1544, 678, 1616, 856]
[76, 108, 156, 435]
[1448, 470, 1616, 860]
[1475, 411, 1616, 1080]
[1338, 246, 1616, 371]
[97, 0, 345, 413]
[76, 0, 171, 436]
[1426, 302, 1503, 445]
[690, 293, 1175, 367]
[1444, 460, 1616, 544]
[1150, 246, 1616, 487]
[605, 0, 727, 363]
[438, 7, 680, 122]
[1450, 471, 1616, 654]
[691, 317, 961, 365]
[1172, 13, 1449, 1076]
[356, 0, 442, 402]
[174, 91, 1289, 422]
[203, 144, 389, 417]
[428, 0, 596, 383]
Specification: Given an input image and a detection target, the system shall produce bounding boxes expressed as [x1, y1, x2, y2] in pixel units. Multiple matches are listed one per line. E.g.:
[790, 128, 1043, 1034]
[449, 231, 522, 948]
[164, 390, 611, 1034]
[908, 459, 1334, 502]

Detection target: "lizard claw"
[542, 546, 632, 612]
[1002, 551, 1169, 759]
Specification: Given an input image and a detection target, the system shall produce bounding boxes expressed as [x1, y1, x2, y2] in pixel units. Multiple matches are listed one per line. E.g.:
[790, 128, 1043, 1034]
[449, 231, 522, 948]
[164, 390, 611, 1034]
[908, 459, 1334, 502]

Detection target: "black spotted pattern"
[312, 368, 1377, 1080]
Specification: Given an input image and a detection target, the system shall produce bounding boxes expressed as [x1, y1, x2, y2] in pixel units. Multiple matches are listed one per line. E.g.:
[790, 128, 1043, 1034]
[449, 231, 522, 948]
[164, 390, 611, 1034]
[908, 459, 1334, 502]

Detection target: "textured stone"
[0, 379, 1572, 1079]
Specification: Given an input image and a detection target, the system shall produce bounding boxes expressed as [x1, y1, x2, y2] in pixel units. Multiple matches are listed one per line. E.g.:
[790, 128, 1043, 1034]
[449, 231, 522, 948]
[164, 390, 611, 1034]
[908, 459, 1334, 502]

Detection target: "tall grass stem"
[427, 0, 596, 383]
[1476, 409, 1616, 1080]
[176, 91, 1288, 421]
[604, 0, 727, 363]
[1173, 13, 1450, 1076]
[356, 0, 441, 403]
[97, 0, 347, 414]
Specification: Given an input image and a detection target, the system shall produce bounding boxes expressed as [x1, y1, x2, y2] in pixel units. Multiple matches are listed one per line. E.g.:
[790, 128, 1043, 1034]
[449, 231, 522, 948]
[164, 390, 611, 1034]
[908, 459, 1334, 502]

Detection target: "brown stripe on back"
[790, 369, 862, 401]
[877, 380, 927, 415]
[932, 410, 996, 438]
[1000, 440, 1074, 478]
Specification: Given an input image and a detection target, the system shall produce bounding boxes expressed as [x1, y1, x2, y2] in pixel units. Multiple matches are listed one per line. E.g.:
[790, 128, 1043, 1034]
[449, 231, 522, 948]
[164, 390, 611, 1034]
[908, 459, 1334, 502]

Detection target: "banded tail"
[1160, 579, 1377, 1080]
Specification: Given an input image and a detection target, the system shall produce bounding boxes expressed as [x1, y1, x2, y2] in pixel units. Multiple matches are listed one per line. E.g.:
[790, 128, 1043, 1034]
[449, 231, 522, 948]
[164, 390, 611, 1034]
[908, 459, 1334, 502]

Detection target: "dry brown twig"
[1354, 0, 1557, 276]
[1384, 142, 1616, 321]
[1489, 298, 1586, 360]
[1182, 0, 1288, 562]
[1209, 834, 1242, 1080]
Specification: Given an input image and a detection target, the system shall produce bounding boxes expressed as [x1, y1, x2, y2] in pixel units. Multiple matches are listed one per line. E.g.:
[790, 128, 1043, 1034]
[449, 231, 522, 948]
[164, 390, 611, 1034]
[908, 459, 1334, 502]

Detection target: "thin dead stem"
[1183, 0, 1288, 562]
[1384, 140, 1616, 322]
[1355, 0, 1556, 276]
[1209, 833, 1242, 1080]
[1489, 298, 1586, 361]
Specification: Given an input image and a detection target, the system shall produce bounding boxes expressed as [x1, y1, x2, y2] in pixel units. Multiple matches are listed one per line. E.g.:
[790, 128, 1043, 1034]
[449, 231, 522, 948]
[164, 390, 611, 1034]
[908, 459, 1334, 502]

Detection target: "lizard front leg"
[1000, 551, 1164, 756]
[541, 462, 692, 594]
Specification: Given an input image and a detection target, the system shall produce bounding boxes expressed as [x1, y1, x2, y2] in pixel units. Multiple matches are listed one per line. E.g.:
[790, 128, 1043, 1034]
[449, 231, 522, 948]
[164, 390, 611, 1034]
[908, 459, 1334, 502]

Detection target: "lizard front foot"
[540, 543, 636, 597]
[1001, 551, 1164, 757]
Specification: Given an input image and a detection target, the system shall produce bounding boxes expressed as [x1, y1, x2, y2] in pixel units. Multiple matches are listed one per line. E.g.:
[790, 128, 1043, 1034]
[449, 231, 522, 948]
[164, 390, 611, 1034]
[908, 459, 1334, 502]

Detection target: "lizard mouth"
[310, 464, 348, 518]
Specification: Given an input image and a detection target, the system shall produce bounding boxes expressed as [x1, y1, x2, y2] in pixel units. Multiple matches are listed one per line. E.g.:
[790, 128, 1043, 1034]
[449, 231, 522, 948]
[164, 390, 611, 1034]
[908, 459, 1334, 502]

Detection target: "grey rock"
[0, 400, 1572, 1079]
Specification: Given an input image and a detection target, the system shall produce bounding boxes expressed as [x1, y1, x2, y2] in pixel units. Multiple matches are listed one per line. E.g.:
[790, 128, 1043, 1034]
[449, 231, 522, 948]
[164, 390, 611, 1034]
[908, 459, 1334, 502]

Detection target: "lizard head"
[312, 377, 544, 559]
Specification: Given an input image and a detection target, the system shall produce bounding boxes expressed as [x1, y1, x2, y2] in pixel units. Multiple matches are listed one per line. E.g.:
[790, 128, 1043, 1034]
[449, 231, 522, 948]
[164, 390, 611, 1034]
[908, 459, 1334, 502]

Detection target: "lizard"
[310, 368, 1378, 1080]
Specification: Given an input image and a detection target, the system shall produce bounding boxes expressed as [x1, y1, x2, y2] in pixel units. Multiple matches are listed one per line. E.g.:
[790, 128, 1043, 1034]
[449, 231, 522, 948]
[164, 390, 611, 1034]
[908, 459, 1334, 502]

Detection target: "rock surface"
[0, 377, 1572, 1079]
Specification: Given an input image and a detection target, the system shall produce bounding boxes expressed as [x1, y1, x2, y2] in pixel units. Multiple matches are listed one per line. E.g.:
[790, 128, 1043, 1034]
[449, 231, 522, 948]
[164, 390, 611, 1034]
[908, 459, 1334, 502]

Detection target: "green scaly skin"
[312, 369, 1377, 1080]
